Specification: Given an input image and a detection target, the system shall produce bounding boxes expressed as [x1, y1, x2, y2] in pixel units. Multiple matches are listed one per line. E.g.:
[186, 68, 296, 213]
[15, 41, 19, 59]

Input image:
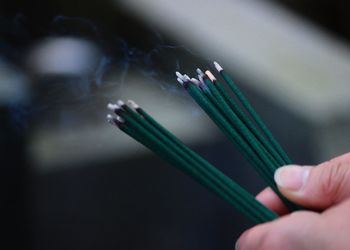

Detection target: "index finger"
[256, 187, 289, 215]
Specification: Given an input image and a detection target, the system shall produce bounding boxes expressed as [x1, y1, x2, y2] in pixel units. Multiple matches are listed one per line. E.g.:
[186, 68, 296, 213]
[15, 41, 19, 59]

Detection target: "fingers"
[320, 198, 350, 236]
[274, 152, 350, 210]
[255, 188, 289, 215]
[237, 153, 350, 249]
[236, 211, 323, 250]
[237, 199, 350, 250]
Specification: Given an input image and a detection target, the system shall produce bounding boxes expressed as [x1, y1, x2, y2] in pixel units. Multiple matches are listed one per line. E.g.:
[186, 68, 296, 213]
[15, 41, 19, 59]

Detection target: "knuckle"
[262, 228, 289, 249]
[319, 161, 349, 203]
[237, 226, 268, 250]
[243, 228, 285, 250]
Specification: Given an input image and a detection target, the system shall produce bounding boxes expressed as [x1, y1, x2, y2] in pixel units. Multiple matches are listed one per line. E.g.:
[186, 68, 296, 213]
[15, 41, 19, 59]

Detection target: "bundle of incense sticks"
[107, 61, 299, 224]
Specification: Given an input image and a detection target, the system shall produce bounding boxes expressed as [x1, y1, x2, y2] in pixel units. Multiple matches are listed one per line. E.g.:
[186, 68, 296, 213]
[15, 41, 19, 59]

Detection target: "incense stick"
[107, 61, 300, 222]
[205, 70, 286, 166]
[108, 101, 277, 224]
[213, 61, 292, 164]
[176, 69, 299, 211]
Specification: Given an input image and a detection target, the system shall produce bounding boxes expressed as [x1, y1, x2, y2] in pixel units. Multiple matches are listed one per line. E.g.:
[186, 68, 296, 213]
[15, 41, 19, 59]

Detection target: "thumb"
[274, 153, 350, 209]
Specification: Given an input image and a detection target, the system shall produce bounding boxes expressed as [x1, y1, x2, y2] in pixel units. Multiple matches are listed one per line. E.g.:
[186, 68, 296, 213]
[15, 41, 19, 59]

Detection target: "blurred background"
[1, 0, 350, 249]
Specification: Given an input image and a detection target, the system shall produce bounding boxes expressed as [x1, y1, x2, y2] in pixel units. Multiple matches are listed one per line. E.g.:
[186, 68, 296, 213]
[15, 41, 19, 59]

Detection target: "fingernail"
[274, 165, 310, 191]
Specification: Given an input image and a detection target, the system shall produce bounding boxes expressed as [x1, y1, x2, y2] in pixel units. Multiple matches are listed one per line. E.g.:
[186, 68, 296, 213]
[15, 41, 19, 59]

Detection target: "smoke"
[0, 14, 206, 130]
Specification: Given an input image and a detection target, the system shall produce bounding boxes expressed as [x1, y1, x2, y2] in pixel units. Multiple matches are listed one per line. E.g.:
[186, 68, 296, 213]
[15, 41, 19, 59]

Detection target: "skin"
[236, 152, 350, 250]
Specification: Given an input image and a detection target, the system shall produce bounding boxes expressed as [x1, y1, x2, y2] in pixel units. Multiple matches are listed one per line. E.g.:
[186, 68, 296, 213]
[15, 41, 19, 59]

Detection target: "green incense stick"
[202, 75, 280, 171]
[178, 75, 299, 211]
[181, 79, 275, 183]
[110, 111, 277, 223]
[107, 61, 301, 225]
[126, 100, 277, 220]
[214, 62, 291, 165]
[117, 102, 276, 221]
[210, 75, 285, 167]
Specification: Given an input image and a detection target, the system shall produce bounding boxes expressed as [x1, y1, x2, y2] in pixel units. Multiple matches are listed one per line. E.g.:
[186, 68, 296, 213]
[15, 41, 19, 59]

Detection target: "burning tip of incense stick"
[198, 74, 204, 83]
[213, 61, 223, 72]
[107, 103, 119, 111]
[196, 68, 205, 77]
[176, 77, 184, 85]
[190, 78, 200, 86]
[175, 71, 184, 79]
[115, 115, 124, 123]
[117, 100, 125, 106]
[127, 100, 140, 109]
[176, 71, 190, 82]
[106, 114, 118, 125]
[106, 114, 114, 121]
[205, 70, 216, 82]
[183, 74, 191, 81]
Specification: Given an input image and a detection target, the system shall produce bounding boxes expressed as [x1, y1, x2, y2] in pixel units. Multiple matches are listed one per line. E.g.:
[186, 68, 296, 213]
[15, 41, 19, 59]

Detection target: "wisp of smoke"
[0, 14, 207, 130]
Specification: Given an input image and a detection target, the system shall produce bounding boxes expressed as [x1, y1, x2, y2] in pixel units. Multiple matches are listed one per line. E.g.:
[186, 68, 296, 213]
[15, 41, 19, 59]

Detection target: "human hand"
[236, 153, 350, 250]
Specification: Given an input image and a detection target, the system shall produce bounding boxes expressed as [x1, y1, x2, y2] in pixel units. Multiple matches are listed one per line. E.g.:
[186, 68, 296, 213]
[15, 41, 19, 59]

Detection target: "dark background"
[1, 1, 349, 249]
